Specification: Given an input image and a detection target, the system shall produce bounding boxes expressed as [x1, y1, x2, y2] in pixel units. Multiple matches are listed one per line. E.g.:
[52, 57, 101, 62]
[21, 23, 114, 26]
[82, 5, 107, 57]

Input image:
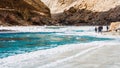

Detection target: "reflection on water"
[0, 32, 112, 58]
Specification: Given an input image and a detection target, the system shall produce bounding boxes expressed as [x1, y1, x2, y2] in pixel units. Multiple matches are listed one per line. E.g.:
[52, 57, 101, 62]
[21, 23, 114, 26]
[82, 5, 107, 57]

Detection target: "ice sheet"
[0, 26, 120, 68]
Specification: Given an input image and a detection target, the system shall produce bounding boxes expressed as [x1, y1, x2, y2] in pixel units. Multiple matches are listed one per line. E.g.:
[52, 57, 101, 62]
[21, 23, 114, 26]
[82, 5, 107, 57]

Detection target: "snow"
[0, 26, 120, 68]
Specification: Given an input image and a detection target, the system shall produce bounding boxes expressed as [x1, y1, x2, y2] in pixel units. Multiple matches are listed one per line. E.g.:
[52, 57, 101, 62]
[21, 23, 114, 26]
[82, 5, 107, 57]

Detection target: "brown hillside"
[0, 0, 51, 26]
[52, 5, 120, 25]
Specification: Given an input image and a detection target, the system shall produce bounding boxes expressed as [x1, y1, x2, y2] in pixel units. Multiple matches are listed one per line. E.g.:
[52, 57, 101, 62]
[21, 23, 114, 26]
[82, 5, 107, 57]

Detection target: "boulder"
[109, 22, 120, 31]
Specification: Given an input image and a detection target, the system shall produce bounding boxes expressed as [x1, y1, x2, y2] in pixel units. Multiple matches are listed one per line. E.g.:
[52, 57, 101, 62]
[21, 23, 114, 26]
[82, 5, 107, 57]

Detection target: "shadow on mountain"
[0, 0, 52, 26]
[0, 0, 119, 26]
[52, 5, 120, 26]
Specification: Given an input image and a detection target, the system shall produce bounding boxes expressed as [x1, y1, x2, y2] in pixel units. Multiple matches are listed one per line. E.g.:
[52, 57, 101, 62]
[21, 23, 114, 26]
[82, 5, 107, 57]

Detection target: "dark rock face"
[0, 0, 51, 26]
[0, 0, 119, 26]
[52, 6, 120, 26]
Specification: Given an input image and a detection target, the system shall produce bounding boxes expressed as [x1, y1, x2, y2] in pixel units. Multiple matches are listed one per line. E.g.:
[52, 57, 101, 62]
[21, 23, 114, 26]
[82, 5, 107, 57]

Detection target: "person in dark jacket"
[106, 26, 109, 31]
[98, 26, 103, 33]
[95, 26, 97, 32]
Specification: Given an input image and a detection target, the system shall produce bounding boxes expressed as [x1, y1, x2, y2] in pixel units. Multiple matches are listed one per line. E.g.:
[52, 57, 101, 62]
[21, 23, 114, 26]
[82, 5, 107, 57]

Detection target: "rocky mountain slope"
[0, 0, 51, 26]
[0, 0, 119, 26]
[42, 0, 120, 25]
[42, 0, 120, 13]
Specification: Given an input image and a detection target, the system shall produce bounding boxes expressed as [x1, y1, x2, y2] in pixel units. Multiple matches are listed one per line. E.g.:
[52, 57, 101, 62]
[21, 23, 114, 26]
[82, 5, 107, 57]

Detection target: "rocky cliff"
[0, 0, 120, 26]
[42, 0, 120, 25]
[42, 0, 120, 13]
[0, 0, 51, 26]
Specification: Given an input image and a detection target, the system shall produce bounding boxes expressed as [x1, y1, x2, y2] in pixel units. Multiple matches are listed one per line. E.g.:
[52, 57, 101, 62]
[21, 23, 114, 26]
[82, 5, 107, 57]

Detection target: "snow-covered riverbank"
[0, 26, 120, 68]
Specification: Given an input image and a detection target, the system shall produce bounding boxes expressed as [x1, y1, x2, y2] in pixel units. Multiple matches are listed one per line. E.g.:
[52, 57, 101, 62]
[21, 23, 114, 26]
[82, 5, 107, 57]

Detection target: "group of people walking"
[95, 26, 109, 33]
[95, 26, 103, 33]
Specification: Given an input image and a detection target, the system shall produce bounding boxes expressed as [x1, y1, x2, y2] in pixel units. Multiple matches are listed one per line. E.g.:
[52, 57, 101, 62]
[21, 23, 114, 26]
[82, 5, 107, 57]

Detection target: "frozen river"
[0, 26, 120, 68]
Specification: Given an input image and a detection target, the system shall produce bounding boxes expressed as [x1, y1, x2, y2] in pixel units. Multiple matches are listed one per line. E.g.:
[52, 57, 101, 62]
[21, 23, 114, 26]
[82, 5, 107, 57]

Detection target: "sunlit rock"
[109, 22, 120, 31]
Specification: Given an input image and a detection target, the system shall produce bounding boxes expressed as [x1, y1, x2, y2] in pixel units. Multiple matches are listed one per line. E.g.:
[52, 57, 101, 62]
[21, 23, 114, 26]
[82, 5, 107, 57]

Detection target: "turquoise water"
[0, 32, 112, 58]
